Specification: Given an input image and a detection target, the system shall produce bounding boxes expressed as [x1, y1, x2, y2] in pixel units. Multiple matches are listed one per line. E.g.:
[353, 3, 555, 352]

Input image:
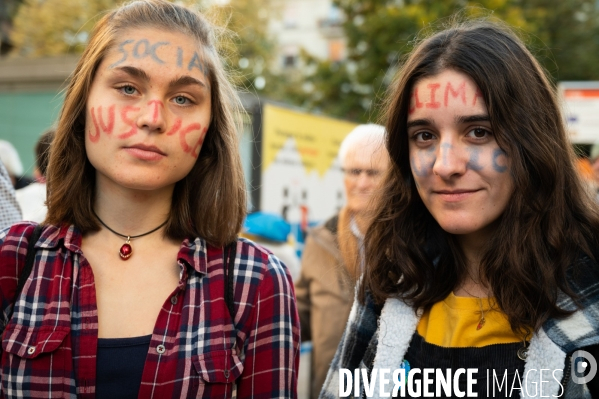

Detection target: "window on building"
[282, 44, 299, 68]
[283, 54, 297, 68]
[283, 4, 298, 29]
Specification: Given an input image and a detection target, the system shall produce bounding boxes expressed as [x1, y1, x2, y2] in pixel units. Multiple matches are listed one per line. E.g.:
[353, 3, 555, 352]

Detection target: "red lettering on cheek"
[190, 127, 208, 158]
[472, 88, 484, 106]
[425, 83, 441, 108]
[444, 81, 466, 106]
[99, 105, 115, 134]
[178, 123, 203, 153]
[117, 106, 141, 139]
[89, 107, 101, 143]
[147, 100, 164, 124]
[166, 119, 182, 136]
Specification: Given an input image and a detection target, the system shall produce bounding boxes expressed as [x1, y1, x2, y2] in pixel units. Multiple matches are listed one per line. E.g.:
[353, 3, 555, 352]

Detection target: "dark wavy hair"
[362, 19, 599, 335]
[45, 0, 246, 246]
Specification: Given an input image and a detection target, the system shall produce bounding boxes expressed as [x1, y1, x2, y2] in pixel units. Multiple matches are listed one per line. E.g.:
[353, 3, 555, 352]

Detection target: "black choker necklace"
[93, 211, 168, 260]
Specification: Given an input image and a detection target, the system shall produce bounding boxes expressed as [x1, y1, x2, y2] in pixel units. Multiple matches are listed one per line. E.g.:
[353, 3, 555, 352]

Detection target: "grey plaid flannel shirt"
[0, 162, 21, 229]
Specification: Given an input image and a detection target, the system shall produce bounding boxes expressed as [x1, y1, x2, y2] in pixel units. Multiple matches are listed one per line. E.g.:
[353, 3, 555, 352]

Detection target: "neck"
[93, 175, 173, 236]
[454, 229, 494, 298]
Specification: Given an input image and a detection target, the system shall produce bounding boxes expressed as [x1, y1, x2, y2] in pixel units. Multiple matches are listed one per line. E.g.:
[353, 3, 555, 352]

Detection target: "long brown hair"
[45, 0, 246, 246]
[362, 19, 599, 334]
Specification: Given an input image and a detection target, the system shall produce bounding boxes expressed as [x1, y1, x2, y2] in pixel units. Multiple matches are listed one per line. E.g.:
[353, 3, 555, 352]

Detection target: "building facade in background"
[269, 0, 346, 70]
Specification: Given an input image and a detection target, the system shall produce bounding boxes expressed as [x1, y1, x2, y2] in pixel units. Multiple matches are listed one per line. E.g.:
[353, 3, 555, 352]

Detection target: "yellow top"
[416, 292, 521, 347]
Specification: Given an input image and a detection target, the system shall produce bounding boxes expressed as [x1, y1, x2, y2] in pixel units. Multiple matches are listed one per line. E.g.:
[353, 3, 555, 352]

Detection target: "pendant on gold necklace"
[476, 297, 486, 330]
[476, 317, 486, 330]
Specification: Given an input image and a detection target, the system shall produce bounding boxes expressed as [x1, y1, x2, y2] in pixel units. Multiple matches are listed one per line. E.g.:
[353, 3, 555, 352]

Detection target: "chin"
[111, 176, 175, 192]
[435, 218, 481, 236]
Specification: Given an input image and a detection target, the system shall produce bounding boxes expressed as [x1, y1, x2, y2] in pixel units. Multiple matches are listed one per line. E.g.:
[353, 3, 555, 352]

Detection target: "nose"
[137, 100, 167, 133]
[355, 171, 375, 190]
[432, 141, 468, 179]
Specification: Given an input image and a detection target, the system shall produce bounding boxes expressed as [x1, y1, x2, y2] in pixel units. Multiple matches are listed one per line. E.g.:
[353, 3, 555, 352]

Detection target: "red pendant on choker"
[119, 237, 133, 260]
[93, 211, 168, 261]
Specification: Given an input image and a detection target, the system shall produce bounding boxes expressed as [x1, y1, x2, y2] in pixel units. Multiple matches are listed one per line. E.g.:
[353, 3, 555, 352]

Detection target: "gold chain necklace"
[459, 287, 488, 331]
[459, 288, 530, 359]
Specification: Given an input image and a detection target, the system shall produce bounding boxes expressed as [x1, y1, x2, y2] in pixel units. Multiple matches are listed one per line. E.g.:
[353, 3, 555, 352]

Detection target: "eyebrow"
[406, 118, 433, 129]
[168, 75, 209, 91]
[456, 114, 490, 124]
[114, 66, 208, 91]
[115, 66, 151, 82]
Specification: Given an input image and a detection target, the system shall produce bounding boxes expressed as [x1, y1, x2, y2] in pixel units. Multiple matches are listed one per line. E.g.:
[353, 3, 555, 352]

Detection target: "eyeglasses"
[342, 168, 383, 178]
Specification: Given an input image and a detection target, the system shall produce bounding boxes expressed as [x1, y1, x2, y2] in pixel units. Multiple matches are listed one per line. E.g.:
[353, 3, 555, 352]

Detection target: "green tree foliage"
[211, 0, 305, 102]
[0, 0, 25, 54]
[300, 0, 599, 123]
[209, 0, 277, 90]
[519, 0, 599, 81]
[11, 0, 121, 57]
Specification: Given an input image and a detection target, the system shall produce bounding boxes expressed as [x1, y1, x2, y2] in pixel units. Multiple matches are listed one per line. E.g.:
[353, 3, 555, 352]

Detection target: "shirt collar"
[177, 236, 208, 275]
[36, 224, 209, 276]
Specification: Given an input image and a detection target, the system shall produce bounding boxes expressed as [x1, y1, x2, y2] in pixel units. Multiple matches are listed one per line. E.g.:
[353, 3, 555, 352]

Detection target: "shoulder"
[323, 214, 339, 235]
[235, 237, 292, 282]
[0, 222, 69, 261]
[0, 222, 42, 300]
[543, 254, 599, 351]
[0, 221, 38, 250]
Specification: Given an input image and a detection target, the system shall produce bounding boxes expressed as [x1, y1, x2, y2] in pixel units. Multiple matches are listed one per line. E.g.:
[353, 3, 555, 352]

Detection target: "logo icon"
[571, 350, 597, 385]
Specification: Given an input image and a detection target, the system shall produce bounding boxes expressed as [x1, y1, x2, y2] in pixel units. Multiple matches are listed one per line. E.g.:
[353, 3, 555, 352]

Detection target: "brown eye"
[419, 132, 435, 141]
[468, 128, 491, 139]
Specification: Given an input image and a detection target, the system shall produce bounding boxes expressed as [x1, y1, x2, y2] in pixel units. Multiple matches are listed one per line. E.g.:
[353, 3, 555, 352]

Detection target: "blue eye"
[174, 96, 188, 105]
[122, 85, 136, 95]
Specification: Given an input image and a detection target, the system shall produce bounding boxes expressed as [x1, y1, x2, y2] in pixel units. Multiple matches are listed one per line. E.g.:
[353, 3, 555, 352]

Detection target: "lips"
[433, 189, 481, 202]
[126, 143, 166, 155]
[123, 143, 166, 161]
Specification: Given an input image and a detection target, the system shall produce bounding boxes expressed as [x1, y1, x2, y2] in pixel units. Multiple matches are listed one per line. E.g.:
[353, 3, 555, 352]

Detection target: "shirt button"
[224, 370, 230, 379]
[27, 346, 35, 355]
[156, 344, 166, 354]
[170, 296, 177, 305]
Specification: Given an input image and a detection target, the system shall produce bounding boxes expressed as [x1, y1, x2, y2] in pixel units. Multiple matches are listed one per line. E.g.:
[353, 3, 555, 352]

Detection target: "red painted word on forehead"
[88, 103, 207, 158]
[408, 81, 484, 114]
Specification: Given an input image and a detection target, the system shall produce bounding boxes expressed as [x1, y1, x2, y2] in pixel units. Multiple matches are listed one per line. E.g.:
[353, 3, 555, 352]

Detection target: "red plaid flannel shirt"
[0, 222, 300, 398]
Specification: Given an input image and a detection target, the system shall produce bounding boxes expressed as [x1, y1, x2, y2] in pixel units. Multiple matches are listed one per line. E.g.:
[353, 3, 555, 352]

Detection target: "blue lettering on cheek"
[411, 149, 436, 177]
[466, 148, 484, 171]
[492, 148, 508, 173]
[109, 39, 134, 68]
[133, 39, 150, 58]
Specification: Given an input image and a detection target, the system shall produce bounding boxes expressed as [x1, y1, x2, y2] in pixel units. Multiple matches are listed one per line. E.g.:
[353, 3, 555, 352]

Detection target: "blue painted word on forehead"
[109, 38, 210, 76]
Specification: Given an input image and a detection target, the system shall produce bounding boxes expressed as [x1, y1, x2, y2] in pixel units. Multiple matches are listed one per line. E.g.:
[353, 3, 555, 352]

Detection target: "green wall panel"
[0, 91, 64, 177]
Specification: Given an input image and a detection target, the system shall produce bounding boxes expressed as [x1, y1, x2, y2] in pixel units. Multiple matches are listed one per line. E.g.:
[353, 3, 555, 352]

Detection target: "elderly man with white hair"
[294, 123, 390, 399]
